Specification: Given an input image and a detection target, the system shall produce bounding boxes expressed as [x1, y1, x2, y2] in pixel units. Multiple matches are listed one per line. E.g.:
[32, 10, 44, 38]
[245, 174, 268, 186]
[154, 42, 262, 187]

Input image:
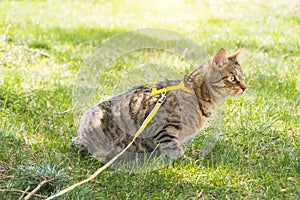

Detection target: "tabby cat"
[73, 48, 246, 163]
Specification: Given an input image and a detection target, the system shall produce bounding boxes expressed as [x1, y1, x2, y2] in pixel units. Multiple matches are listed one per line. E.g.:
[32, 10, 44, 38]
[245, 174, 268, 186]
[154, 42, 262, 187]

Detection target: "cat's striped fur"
[73, 48, 246, 162]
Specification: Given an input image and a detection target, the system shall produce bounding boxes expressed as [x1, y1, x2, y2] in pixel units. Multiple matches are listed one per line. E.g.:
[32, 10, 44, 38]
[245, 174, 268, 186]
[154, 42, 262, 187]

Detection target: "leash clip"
[158, 89, 167, 103]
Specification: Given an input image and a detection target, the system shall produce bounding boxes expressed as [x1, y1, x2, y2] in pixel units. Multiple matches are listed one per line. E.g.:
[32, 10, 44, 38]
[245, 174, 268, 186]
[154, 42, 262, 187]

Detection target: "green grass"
[1, 0, 300, 199]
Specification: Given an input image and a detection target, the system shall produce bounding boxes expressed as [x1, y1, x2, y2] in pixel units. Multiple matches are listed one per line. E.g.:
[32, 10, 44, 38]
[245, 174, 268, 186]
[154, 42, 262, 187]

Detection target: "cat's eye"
[228, 75, 235, 82]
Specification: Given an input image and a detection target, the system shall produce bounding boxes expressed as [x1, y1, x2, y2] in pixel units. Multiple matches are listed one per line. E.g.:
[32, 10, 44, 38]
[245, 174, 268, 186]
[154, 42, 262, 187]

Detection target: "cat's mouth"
[228, 87, 246, 96]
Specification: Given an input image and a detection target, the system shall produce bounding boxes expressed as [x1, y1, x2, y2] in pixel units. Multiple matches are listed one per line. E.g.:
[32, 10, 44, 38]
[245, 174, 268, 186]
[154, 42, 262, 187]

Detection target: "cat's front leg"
[153, 130, 184, 160]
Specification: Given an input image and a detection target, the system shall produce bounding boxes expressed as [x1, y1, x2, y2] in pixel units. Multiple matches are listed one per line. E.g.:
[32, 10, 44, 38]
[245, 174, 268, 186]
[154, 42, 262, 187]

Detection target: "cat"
[72, 48, 246, 163]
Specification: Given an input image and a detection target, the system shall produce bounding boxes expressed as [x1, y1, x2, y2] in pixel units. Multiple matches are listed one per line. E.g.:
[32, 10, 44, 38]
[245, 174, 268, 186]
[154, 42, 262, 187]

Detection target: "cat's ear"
[228, 48, 243, 60]
[212, 48, 227, 68]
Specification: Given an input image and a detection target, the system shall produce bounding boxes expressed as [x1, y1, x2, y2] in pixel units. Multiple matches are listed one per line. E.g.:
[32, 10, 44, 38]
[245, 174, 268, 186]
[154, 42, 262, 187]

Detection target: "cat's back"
[77, 84, 153, 132]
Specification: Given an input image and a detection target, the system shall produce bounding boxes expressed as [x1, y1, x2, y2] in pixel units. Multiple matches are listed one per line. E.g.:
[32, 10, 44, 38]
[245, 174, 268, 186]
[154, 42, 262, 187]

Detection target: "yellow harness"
[46, 81, 193, 200]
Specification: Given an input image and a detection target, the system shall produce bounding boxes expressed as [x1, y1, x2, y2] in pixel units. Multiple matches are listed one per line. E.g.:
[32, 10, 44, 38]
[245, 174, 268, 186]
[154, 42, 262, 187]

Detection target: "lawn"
[0, 0, 299, 199]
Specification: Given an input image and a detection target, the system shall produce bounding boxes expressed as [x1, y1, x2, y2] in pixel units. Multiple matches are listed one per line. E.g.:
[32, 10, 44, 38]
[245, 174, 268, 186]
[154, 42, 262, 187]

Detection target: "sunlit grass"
[0, 0, 299, 199]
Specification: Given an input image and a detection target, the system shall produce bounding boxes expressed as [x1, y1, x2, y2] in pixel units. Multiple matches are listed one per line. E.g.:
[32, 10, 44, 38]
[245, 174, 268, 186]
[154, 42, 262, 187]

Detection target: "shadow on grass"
[5, 25, 126, 63]
[11, 26, 125, 49]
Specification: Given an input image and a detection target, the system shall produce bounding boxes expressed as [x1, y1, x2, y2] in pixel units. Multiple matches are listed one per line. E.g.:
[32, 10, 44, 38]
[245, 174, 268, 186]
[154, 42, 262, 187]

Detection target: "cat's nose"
[241, 84, 247, 92]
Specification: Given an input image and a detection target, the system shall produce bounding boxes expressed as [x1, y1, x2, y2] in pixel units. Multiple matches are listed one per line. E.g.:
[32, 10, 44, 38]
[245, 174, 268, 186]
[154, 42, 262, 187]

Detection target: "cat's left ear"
[228, 48, 243, 60]
[212, 48, 227, 68]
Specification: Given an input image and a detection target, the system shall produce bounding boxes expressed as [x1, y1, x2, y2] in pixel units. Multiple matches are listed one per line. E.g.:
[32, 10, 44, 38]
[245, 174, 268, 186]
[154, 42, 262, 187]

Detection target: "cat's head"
[208, 48, 247, 96]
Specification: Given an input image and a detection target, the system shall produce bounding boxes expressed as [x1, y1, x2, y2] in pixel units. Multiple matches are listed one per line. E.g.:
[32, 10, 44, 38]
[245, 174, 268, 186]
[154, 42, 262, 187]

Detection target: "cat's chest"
[175, 94, 208, 141]
[155, 90, 209, 141]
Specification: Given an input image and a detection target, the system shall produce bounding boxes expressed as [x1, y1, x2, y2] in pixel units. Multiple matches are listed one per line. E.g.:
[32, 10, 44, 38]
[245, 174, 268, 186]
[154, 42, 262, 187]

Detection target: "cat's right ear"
[212, 48, 227, 68]
[228, 48, 243, 60]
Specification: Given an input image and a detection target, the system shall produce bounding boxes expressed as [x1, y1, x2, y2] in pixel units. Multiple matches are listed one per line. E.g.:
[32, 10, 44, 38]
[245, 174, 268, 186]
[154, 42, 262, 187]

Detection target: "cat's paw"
[164, 147, 184, 160]
[70, 142, 90, 158]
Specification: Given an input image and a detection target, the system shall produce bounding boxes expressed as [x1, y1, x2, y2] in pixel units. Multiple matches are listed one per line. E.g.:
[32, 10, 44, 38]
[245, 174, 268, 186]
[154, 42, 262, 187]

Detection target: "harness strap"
[151, 81, 193, 95]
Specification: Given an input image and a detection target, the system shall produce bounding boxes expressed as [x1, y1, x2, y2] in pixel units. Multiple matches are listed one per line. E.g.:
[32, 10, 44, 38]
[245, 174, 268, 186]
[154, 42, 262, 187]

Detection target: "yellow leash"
[46, 81, 192, 200]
